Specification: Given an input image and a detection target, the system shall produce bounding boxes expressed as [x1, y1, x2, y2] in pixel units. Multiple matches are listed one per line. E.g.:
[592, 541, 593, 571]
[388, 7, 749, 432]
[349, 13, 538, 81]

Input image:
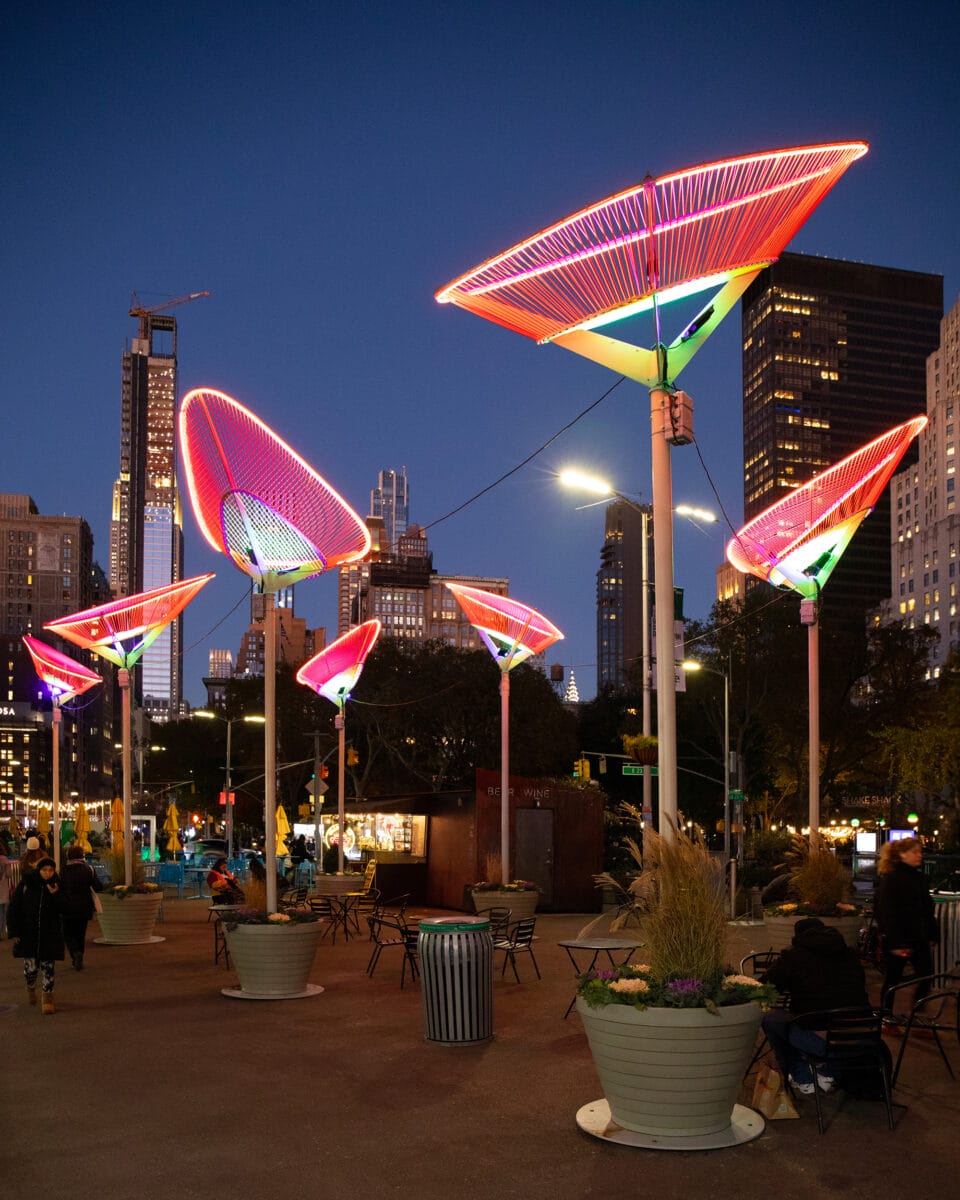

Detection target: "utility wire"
[423, 376, 626, 533]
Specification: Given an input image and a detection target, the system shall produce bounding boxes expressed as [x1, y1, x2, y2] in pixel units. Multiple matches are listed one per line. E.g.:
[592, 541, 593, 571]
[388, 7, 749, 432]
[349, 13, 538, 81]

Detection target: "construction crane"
[129, 290, 210, 339]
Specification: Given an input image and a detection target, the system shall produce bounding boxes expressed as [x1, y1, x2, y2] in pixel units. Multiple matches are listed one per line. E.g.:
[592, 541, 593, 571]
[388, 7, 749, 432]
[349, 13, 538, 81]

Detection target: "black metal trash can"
[418, 916, 493, 1045]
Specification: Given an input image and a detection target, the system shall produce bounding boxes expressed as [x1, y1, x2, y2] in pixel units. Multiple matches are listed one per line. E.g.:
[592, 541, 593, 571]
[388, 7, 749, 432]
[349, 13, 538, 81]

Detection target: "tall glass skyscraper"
[370, 467, 409, 552]
[109, 312, 184, 720]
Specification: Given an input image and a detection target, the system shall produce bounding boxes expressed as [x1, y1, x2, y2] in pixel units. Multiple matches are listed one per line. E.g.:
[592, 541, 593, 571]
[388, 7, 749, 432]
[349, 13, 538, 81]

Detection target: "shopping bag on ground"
[752, 1063, 799, 1119]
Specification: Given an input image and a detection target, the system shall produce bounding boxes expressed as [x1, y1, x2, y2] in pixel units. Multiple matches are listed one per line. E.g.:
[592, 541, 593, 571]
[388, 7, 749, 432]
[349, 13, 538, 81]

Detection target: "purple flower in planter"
[665, 977, 705, 1005]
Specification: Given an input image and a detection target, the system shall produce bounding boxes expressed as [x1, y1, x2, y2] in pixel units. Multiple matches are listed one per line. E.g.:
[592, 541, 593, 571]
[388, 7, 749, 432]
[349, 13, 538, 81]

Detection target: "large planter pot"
[763, 913, 862, 951]
[94, 891, 165, 945]
[222, 921, 324, 1000]
[470, 889, 539, 919]
[575, 999, 765, 1151]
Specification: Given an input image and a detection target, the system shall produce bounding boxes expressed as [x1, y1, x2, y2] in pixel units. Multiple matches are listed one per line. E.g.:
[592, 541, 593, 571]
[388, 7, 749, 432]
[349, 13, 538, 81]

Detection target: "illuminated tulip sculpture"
[180, 387, 370, 911]
[446, 584, 563, 883]
[727, 416, 927, 844]
[22, 635, 101, 869]
[46, 574, 214, 884]
[297, 620, 382, 874]
[438, 142, 867, 834]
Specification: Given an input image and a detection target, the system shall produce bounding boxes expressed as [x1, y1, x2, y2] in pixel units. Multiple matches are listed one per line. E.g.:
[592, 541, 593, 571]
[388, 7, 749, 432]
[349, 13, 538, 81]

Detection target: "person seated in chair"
[206, 858, 244, 906]
[762, 916, 868, 1094]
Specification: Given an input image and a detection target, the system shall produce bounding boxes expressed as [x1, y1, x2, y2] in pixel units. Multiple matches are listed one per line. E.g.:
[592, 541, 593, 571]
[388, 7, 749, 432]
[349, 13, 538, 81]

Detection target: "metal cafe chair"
[738, 950, 784, 1079]
[792, 1007, 899, 1134]
[493, 917, 541, 983]
[476, 906, 512, 940]
[886, 967, 960, 1086]
[367, 915, 419, 987]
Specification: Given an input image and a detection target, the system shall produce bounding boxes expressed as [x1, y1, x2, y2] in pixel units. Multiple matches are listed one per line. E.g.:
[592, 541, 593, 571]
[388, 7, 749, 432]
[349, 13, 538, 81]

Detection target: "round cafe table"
[558, 936, 643, 1019]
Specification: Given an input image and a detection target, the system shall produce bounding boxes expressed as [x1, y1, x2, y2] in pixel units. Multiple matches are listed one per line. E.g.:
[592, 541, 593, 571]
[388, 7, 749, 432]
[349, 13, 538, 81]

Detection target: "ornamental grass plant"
[103, 847, 160, 898]
[765, 834, 859, 917]
[581, 805, 777, 1012]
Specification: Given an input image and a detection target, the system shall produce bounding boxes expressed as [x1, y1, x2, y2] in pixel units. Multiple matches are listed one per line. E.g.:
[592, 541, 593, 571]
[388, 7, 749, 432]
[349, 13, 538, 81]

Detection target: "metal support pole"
[650, 387, 677, 837]
[119, 667, 133, 886]
[808, 617, 820, 850]
[641, 509, 652, 840]
[263, 592, 278, 912]
[52, 703, 62, 870]
[336, 709, 346, 874]
[500, 669, 510, 883]
[313, 731, 322, 871]
[225, 718, 233, 860]
[723, 672, 731, 864]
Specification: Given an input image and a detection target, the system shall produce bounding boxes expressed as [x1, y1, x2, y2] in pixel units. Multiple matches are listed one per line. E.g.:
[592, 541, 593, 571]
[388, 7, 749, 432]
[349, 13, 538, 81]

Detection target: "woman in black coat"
[59, 844, 102, 970]
[7, 856, 64, 1014]
[875, 837, 938, 1011]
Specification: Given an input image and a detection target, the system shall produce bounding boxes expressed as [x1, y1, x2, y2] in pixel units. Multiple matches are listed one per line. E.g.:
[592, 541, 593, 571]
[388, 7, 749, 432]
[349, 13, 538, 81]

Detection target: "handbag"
[751, 1063, 799, 1120]
[91, 887, 103, 915]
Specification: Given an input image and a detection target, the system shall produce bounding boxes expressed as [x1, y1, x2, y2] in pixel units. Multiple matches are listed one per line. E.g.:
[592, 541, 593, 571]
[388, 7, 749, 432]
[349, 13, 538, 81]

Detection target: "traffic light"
[572, 757, 590, 780]
[346, 748, 359, 767]
[320, 764, 329, 779]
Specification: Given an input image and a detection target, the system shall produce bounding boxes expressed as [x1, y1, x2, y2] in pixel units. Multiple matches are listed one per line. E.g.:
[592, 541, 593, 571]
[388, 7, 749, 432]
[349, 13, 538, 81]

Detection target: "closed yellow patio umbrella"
[275, 804, 291, 858]
[73, 803, 92, 853]
[162, 800, 181, 856]
[109, 796, 125, 851]
[37, 804, 51, 839]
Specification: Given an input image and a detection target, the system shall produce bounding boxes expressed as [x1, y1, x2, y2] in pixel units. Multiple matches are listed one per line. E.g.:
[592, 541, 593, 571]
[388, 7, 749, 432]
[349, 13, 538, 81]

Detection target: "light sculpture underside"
[727, 416, 927, 596]
[22, 635, 101, 700]
[437, 143, 867, 344]
[446, 583, 563, 667]
[45, 574, 215, 666]
[297, 619, 382, 705]
[180, 387, 370, 592]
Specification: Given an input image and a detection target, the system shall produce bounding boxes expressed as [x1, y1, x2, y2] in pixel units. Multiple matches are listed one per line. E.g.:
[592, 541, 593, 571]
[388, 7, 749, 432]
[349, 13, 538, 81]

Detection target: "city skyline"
[4, 3, 959, 707]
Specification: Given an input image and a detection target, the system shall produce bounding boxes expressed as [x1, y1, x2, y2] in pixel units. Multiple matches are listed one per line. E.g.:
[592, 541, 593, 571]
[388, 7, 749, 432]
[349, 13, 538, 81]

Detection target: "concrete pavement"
[3, 902, 957, 1199]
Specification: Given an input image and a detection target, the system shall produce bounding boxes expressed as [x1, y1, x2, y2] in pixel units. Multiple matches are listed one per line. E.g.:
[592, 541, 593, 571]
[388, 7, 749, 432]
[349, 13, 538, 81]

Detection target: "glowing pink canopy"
[180, 388, 371, 592]
[446, 583, 563, 667]
[296, 620, 382, 707]
[45, 574, 215, 668]
[437, 142, 867, 344]
[22, 635, 101, 701]
[727, 416, 927, 597]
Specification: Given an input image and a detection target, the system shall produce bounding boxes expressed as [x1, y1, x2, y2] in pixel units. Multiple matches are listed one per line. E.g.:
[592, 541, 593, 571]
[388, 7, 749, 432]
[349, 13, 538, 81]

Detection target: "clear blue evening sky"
[3, 1, 959, 707]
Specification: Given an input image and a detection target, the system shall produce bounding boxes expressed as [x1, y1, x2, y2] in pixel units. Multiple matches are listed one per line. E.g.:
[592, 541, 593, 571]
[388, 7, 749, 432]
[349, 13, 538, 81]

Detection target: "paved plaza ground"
[3, 900, 958, 1199]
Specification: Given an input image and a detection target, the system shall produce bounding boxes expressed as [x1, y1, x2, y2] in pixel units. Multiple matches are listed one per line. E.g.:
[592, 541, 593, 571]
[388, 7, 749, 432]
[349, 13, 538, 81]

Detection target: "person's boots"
[41, 993, 55, 1015]
[74, 952, 84, 971]
[26, 985, 37, 1006]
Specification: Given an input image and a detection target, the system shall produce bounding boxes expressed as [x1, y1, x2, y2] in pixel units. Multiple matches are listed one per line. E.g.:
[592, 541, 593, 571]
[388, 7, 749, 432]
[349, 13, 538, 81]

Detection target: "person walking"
[59, 844, 102, 970]
[875, 836, 938, 1011]
[20, 835, 45, 875]
[7, 856, 65, 1014]
[0, 851, 12, 937]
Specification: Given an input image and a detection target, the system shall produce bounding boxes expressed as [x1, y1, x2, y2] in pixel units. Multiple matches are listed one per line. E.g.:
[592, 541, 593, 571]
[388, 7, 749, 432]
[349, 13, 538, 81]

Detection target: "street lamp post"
[560, 469, 716, 837]
[681, 659, 731, 862]
[194, 710, 265, 859]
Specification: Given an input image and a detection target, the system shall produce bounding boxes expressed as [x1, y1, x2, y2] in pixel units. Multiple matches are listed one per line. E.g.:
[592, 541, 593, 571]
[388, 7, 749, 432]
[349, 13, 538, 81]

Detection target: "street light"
[560, 468, 716, 837]
[194, 711, 265, 858]
[681, 659, 732, 863]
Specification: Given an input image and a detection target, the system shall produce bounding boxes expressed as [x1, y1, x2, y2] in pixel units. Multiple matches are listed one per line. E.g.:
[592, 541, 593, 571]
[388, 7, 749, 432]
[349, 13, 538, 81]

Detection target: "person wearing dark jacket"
[761, 917, 868, 1093]
[875, 836, 938, 1011]
[7, 856, 65, 1014]
[59, 844, 102, 970]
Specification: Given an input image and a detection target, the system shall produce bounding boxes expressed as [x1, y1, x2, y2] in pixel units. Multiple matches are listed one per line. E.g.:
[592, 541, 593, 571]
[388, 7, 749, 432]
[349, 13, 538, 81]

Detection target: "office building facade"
[596, 499, 652, 693]
[880, 292, 960, 672]
[0, 494, 113, 813]
[741, 253, 942, 631]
